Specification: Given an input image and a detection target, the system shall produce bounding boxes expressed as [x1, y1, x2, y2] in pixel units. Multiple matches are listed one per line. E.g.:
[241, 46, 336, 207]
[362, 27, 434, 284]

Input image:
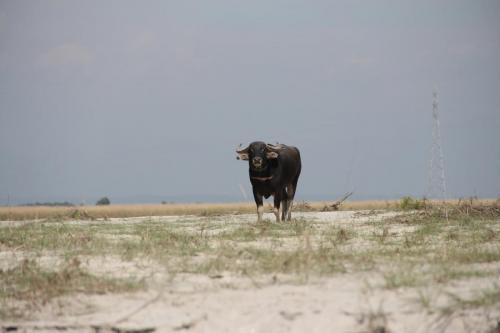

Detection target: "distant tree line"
[19, 197, 112, 207]
[22, 201, 75, 207]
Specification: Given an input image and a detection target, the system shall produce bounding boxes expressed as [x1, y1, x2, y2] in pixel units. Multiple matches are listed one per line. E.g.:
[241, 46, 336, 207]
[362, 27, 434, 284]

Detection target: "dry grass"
[2, 199, 497, 221]
[0, 202, 255, 221]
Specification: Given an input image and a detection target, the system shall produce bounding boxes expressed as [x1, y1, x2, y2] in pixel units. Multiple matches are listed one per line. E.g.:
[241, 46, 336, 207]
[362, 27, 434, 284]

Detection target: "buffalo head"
[236, 141, 282, 171]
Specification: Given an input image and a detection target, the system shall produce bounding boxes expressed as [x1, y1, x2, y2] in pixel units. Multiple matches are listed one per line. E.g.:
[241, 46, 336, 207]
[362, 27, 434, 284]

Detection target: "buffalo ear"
[266, 151, 279, 159]
[237, 153, 249, 160]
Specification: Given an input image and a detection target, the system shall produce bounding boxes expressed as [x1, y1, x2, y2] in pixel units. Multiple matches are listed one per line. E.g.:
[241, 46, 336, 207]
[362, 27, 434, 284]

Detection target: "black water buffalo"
[236, 141, 301, 222]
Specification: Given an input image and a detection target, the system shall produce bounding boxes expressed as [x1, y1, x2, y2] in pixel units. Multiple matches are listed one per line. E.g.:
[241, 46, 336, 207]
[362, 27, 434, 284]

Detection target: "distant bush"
[400, 196, 425, 210]
[23, 202, 74, 207]
[96, 197, 110, 206]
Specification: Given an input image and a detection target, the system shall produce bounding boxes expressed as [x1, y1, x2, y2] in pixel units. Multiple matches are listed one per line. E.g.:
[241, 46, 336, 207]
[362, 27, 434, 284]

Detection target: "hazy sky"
[1, 1, 499, 204]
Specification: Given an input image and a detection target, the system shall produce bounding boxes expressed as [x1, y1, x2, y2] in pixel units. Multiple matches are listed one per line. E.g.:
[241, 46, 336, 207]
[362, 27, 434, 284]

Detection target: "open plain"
[1, 201, 499, 333]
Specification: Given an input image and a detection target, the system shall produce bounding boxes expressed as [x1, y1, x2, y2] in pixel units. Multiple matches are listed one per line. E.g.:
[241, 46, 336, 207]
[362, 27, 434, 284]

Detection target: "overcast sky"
[1, 1, 499, 204]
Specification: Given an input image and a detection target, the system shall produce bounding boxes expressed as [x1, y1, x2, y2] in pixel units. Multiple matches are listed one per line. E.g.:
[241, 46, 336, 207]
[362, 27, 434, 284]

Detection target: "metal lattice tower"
[427, 88, 447, 201]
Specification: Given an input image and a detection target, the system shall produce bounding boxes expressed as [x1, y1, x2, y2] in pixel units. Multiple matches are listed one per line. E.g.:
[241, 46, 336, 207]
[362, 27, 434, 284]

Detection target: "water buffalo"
[236, 141, 301, 222]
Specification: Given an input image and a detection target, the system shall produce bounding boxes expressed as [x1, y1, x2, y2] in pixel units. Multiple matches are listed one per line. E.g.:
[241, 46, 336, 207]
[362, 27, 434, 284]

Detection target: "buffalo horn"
[266, 143, 284, 152]
[236, 144, 249, 160]
[236, 144, 249, 153]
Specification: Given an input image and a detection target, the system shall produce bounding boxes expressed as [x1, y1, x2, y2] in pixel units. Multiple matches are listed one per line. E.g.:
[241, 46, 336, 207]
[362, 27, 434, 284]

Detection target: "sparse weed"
[432, 285, 500, 318]
[447, 285, 500, 309]
[383, 269, 421, 289]
[416, 288, 437, 312]
[130, 223, 210, 258]
[220, 225, 258, 241]
[373, 226, 390, 244]
[0, 257, 143, 319]
[432, 266, 499, 284]
[321, 226, 356, 248]
[0, 223, 106, 254]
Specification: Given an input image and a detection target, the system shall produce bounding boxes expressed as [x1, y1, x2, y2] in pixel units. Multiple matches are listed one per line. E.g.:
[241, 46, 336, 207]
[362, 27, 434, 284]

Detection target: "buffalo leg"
[281, 200, 288, 221]
[281, 188, 288, 221]
[285, 183, 297, 221]
[253, 190, 264, 222]
[286, 199, 293, 221]
[273, 194, 282, 222]
[287, 172, 301, 220]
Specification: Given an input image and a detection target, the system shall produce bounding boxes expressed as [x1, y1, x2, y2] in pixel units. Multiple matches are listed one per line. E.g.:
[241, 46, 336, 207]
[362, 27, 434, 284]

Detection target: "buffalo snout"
[252, 156, 264, 168]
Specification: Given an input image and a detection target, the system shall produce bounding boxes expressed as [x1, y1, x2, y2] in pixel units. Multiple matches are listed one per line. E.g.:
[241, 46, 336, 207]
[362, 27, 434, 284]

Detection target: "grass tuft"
[0, 258, 144, 319]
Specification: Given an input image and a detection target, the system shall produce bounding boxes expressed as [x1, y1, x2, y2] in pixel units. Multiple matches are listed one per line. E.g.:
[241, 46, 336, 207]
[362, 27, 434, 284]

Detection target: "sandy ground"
[1, 211, 499, 333]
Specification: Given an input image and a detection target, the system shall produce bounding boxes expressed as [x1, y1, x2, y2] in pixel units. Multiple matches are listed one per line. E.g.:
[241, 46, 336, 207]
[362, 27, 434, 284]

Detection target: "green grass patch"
[0, 223, 108, 254]
[191, 242, 345, 278]
[120, 223, 210, 259]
